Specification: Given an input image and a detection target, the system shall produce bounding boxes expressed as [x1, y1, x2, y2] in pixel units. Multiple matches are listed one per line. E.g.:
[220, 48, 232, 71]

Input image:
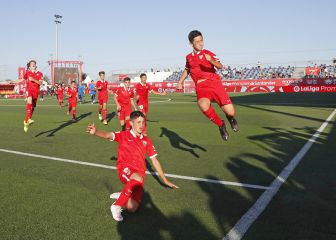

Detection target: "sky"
[0, 0, 335, 80]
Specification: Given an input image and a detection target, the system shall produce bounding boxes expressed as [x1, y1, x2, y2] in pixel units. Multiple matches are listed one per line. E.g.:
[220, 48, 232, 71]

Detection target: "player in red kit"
[66, 80, 78, 123]
[95, 71, 109, 125]
[56, 84, 64, 108]
[134, 73, 167, 135]
[114, 77, 137, 131]
[12, 60, 43, 132]
[86, 111, 178, 221]
[177, 30, 238, 141]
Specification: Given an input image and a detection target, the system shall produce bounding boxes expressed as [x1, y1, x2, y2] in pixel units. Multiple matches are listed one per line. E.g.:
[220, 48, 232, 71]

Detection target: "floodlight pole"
[54, 14, 62, 61]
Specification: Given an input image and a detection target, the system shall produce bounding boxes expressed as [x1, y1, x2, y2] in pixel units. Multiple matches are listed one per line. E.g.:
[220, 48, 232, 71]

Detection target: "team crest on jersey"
[142, 140, 147, 146]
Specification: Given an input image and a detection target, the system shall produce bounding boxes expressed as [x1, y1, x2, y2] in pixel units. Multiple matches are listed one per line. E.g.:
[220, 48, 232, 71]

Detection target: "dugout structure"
[49, 60, 83, 85]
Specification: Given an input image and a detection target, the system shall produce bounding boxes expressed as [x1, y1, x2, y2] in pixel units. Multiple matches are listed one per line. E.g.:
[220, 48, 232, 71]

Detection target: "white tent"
[83, 75, 92, 85]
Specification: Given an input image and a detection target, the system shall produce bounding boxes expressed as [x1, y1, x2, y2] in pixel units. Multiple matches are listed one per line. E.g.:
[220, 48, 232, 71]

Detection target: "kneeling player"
[86, 111, 178, 221]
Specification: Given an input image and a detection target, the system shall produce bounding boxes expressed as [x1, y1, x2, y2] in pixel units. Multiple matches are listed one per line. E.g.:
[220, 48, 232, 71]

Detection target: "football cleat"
[109, 192, 121, 200]
[229, 118, 239, 132]
[103, 120, 108, 125]
[219, 121, 229, 141]
[98, 114, 103, 121]
[27, 119, 35, 125]
[23, 121, 29, 133]
[111, 203, 123, 221]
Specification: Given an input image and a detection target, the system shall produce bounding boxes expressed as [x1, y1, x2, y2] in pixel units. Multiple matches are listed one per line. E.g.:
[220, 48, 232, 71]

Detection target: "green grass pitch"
[0, 92, 335, 240]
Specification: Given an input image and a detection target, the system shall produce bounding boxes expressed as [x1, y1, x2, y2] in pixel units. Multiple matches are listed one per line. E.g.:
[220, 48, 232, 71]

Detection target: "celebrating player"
[114, 77, 137, 131]
[95, 71, 109, 125]
[56, 84, 64, 108]
[66, 80, 78, 122]
[177, 30, 239, 141]
[12, 60, 43, 132]
[86, 111, 178, 221]
[134, 73, 167, 135]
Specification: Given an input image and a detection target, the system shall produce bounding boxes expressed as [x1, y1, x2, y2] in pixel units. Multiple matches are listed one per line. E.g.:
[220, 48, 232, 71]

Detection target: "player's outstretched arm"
[131, 98, 138, 111]
[10, 78, 25, 84]
[177, 69, 189, 90]
[151, 157, 179, 189]
[86, 123, 114, 140]
[151, 90, 167, 96]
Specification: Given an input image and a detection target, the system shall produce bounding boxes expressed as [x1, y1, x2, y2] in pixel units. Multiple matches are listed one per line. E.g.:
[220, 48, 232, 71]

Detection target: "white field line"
[0, 148, 269, 190]
[223, 108, 336, 240]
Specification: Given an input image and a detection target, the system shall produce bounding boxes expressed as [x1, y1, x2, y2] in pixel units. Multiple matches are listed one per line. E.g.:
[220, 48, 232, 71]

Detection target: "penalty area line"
[0, 148, 269, 190]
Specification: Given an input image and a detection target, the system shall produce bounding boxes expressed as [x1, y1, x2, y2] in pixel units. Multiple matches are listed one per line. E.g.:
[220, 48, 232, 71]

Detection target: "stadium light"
[54, 14, 62, 61]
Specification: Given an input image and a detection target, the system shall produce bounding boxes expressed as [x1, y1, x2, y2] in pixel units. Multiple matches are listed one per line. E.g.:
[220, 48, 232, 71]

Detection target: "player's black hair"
[188, 30, 202, 43]
[27, 60, 37, 70]
[130, 111, 145, 120]
[98, 71, 105, 75]
[123, 77, 131, 81]
[140, 73, 146, 78]
[71, 80, 76, 83]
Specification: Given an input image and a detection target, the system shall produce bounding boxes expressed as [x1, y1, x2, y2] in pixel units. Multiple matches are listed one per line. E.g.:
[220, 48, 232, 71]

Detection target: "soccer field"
[0, 92, 335, 240]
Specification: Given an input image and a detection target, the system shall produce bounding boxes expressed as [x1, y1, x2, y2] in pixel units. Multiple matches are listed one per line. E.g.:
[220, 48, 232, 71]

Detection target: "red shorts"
[119, 105, 132, 121]
[58, 96, 63, 102]
[68, 99, 77, 108]
[196, 80, 232, 106]
[137, 102, 148, 115]
[118, 166, 145, 205]
[98, 96, 108, 105]
[27, 89, 39, 100]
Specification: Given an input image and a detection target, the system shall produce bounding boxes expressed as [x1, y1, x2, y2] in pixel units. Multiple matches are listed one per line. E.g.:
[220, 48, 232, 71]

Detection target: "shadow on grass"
[197, 118, 331, 238]
[35, 112, 92, 137]
[159, 127, 206, 158]
[117, 192, 218, 240]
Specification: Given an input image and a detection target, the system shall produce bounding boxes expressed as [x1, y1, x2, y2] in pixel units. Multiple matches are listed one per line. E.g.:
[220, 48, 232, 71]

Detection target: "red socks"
[72, 110, 76, 120]
[25, 104, 32, 123]
[114, 179, 143, 207]
[126, 120, 130, 130]
[202, 106, 223, 127]
[103, 109, 107, 120]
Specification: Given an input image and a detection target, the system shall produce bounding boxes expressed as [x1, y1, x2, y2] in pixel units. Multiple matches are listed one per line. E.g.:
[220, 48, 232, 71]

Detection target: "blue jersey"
[78, 85, 84, 95]
[90, 84, 96, 94]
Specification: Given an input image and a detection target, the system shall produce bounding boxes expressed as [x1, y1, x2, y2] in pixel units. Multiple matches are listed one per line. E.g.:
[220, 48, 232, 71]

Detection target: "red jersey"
[115, 86, 134, 106]
[56, 87, 64, 97]
[23, 70, 43, 92]
[185, 49, 221, 84]
[67, 86, 77, 100]
[95, 80, 108, 98]
[112, 130, 157, 173]
[135, 82, 152, 103]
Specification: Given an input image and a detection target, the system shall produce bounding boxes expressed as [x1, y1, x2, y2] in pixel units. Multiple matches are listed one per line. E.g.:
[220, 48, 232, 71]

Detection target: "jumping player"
[56, 84, 64, 108]
[114, 77, 137, 131]
[177, 30, 238, 141]
[95, 71, 109, 125]
[66, 80, 78, 122]
[86, 111, 178, 221]
[134, 73, 167, 135]
[12, 60, 43, 132]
